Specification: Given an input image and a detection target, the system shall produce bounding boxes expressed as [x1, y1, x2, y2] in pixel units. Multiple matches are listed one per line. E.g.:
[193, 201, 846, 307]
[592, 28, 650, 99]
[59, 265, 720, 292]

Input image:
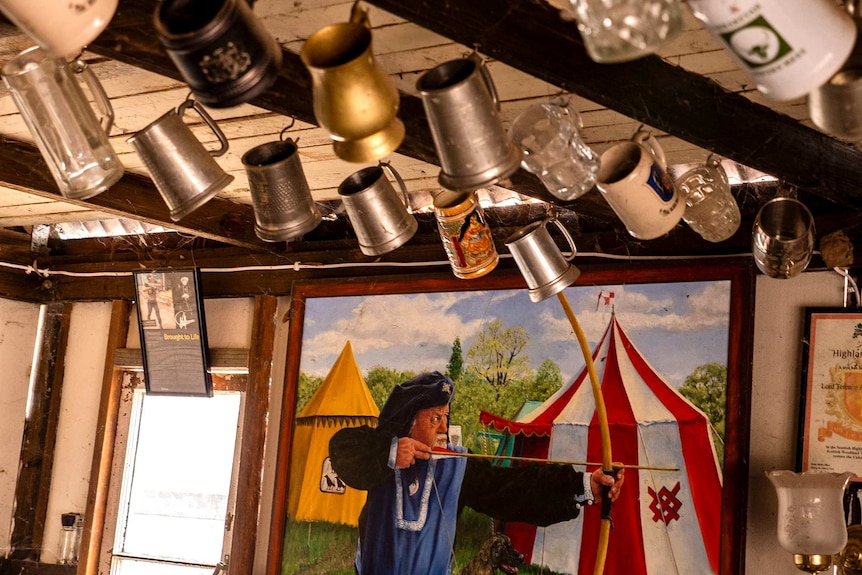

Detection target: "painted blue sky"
[298, 280, 730, 389]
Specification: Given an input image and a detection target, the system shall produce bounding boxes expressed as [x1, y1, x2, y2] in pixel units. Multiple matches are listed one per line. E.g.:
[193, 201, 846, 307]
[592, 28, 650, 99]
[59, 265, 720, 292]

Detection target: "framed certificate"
[133, 268, 212, 396]
[798, 307, 862, 478]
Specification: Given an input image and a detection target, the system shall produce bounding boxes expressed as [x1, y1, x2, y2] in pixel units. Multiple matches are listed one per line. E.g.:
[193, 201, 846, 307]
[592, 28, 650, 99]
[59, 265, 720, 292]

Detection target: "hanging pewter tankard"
[505, 217, 581, 302]
[154, 0, 282, 108]
[242, 129, 322, 242]
[417, 50, 522, 191]
[301, 1, 404, 163]
[338, 162, 417, 255]
[2, 46, 123, 200]
[808, 0, 862, 140]
[128, 98, 233, 222]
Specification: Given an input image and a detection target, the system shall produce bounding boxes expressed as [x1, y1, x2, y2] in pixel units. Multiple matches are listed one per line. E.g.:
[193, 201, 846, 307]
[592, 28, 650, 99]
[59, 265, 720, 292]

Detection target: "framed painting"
[133, 268, 212, 396]
[268, 260, 754, 575]
[798, 307, 862, 479]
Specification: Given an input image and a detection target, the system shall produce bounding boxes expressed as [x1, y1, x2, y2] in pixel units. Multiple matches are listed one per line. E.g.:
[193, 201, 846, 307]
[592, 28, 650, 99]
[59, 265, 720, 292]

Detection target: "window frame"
[99, 372, 247, 575]
[79, 295, 277, 575]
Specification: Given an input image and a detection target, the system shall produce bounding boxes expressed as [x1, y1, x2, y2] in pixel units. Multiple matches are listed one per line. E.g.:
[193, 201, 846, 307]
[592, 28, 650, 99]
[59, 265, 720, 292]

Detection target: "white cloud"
[535, 283, 729, 349]
[302, 292, 486, 356]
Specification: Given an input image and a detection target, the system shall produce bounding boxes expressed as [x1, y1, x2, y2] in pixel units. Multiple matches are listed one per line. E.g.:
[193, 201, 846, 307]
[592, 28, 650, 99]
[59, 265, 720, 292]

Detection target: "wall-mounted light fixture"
[767, 470, 854, 573]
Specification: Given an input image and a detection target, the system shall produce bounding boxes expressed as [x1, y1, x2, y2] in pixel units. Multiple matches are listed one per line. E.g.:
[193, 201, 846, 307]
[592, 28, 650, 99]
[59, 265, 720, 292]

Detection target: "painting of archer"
[281, 273, 735, 575]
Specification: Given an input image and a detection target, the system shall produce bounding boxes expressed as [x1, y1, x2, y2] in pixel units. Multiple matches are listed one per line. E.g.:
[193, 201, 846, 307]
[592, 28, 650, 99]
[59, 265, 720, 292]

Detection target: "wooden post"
[10, 302, 72, 560]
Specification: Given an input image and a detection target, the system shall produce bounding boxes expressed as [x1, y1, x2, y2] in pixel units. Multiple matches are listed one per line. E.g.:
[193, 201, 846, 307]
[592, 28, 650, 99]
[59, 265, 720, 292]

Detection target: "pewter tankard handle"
[547, 217, 578, 262]
[379, 161, 412, 213]
[469, 49, 500, 111]
[178, 98, 230, 158]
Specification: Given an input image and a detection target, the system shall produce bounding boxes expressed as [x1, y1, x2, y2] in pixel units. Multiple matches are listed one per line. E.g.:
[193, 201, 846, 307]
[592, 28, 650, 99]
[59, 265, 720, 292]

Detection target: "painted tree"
[679, 362, 726, 462]
[296, 372, 323, 413]
[466, 318, 531, 402]
[364, 365, 417, 410]
[446, 337, 464, 381]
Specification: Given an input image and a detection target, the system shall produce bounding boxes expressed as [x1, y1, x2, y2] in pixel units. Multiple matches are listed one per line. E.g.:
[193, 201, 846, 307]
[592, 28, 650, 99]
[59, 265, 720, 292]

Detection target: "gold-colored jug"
[301, 1, 404, 163]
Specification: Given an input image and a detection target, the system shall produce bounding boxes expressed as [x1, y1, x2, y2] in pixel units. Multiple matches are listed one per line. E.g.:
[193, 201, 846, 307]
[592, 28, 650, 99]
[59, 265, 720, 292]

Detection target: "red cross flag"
[596, 290, 615, 311]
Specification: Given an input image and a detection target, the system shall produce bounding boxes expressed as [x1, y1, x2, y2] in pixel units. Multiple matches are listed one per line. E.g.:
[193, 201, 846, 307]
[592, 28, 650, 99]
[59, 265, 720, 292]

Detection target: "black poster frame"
[133, 268, 212, 397]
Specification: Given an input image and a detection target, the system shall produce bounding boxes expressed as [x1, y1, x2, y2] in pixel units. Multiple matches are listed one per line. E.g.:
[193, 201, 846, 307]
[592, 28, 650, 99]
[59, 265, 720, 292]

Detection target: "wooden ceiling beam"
[0, 135, 273, 251]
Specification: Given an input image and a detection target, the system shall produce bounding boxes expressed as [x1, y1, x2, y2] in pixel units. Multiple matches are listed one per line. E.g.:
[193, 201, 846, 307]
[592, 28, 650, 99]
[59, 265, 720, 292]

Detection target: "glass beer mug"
[2, 46, 123, 200]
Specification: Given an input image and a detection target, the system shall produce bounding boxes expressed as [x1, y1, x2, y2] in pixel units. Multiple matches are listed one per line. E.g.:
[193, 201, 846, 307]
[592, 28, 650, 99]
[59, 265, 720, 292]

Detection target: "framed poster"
[133, 269, 212, 397]
[798, 307, 862, 478]
[267, 260, 755, 575]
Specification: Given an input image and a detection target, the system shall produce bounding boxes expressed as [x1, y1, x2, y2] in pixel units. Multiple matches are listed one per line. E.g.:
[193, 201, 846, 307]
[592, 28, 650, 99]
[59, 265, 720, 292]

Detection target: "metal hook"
[279, 117, 297, 142]
[70, 50, 87, 73]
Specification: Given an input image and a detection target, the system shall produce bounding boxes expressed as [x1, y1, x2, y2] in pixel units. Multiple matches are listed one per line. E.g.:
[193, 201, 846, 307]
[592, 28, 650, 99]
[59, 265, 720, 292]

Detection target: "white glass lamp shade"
[767, 470, 854, 557]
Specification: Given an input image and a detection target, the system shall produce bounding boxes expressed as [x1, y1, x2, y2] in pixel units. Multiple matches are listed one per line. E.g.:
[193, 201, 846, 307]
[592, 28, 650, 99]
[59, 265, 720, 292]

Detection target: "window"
[101, 372, 247, 575]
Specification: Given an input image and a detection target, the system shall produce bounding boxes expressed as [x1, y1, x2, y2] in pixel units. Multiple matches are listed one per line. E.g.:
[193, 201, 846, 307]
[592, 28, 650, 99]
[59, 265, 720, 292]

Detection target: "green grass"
[282, 519, 357, 575]
[282, 509, 563, 574]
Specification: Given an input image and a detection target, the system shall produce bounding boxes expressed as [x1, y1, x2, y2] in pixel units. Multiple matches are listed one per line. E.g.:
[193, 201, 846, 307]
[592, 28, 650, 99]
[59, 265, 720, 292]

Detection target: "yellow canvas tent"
[287, 341, 379, 526]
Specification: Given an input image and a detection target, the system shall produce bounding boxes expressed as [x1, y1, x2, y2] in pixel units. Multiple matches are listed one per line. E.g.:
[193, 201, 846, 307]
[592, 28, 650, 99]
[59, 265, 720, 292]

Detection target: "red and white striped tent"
[479, 313, 722, 574]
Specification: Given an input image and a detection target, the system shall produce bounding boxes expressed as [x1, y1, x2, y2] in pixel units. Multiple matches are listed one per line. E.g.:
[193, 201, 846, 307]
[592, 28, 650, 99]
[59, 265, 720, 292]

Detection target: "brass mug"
[301, 1, 404, 163]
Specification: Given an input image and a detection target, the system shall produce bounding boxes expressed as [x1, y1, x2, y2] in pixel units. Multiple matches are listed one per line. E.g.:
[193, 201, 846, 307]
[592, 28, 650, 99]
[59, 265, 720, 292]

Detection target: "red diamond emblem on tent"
[648, 482, 682, 524]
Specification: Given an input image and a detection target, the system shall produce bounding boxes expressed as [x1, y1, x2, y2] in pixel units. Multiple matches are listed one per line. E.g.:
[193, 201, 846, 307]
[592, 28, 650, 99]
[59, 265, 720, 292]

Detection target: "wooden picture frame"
[267, 261, 754, 575]
[133, 268, 212, 397]
[798, 307, 862, 479]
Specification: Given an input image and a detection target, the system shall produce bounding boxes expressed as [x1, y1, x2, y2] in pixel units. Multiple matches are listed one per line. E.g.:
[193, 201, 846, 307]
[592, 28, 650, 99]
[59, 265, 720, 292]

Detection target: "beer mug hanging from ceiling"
[808, 0, 862, 140]
[242, 124, 322, 243]
[0, 0, 118, 59]
[417, 50, 522, 191]
[687, 0, 857, 101]
[2, 46, 123, 200]
[568, 0, 684, 63]
[301, 1, 405, 163]
[154, 0, 282, 108]
[128, 96, 233, 222]
[338, 162, 417, 255]
[595, 129, 684, 239]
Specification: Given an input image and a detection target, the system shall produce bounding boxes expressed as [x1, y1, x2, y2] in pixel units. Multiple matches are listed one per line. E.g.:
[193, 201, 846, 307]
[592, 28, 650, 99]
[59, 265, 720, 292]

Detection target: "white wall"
[42, 302, 113, 563]
[0, 298, 40, 557]
[746, 270, 848, 573]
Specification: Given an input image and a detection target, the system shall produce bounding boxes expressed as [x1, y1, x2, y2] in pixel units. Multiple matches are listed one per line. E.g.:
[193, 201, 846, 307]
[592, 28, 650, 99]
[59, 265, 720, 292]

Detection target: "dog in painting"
[459, 532, 524, 575]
